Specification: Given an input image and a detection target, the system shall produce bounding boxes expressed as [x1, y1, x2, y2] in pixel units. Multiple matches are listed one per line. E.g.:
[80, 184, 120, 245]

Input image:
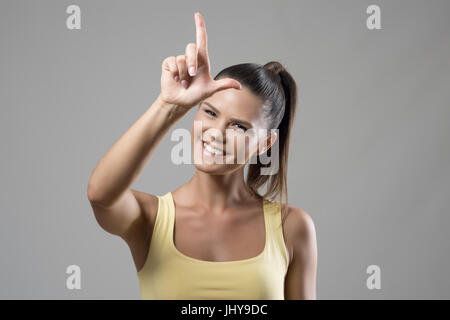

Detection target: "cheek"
[225, 133, 258, 156]
[191, 117, 206, 142]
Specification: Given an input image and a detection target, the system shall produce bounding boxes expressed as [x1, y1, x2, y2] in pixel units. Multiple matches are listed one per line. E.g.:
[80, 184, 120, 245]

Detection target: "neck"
[182, 168, 260, 211]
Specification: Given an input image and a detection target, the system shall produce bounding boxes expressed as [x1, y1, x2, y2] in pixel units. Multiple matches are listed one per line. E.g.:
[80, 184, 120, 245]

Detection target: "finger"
[195, 12, 210, 67]
[163, 56, 179, 81]
[176, 54, 188, 87]
[185, 42, 197, 76]
[210, 78, 242, 95]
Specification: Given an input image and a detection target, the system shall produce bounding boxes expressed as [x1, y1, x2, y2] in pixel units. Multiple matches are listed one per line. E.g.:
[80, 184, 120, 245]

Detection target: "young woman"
[87, 12, 317, 300]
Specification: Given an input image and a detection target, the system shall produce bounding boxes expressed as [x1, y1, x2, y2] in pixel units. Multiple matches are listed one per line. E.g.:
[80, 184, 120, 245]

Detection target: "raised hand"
[159, 12, 242, 110]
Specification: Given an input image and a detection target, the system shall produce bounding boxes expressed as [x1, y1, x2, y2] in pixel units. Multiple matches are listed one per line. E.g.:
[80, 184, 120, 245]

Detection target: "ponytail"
[261, 61, 298, 217]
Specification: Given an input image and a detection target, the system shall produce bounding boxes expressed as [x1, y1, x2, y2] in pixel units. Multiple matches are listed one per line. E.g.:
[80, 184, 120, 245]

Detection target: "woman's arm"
[87, 95, 187, 239]
[87, 95, 187, 207]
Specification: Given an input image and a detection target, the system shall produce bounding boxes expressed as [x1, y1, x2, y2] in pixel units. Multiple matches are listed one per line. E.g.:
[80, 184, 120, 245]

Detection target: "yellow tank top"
[137, 191, 289, 299]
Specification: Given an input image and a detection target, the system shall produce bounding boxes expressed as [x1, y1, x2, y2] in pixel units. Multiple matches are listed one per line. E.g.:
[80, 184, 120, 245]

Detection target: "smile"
[202, 140, 228, 156]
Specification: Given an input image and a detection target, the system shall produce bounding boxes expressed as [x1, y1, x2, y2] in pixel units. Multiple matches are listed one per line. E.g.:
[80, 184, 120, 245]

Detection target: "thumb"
[210, 78, 242, 95]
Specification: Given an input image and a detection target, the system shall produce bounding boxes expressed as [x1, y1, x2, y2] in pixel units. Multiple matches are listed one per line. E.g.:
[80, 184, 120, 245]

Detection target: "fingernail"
[174, 75, 179, 81]
[181, 79, 187, 88]
[189, 66, 196, 76]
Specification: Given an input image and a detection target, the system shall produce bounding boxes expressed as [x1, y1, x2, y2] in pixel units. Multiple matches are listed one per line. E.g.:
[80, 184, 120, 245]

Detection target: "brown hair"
[214, 61, 298, 216]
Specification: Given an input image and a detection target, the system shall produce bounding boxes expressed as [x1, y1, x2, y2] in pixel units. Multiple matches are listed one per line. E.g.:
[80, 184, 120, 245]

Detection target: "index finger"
[195, 12, 208, 58]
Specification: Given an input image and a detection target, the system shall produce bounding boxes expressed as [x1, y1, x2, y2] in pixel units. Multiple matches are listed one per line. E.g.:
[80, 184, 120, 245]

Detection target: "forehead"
[201, 87, 265, 125]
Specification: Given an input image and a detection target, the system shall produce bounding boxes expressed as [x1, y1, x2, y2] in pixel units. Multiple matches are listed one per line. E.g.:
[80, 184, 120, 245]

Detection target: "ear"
[257, 130, 277, 155]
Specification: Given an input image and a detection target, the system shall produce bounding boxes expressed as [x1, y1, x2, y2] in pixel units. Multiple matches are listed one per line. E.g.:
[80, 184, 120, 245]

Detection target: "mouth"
[201, 139, 229, 157]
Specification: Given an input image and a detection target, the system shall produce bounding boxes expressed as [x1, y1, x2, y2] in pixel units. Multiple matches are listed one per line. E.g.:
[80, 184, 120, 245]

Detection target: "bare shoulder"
[129, 189, 160, 227]
[280, 203, 317, 265]
[281, 203, 318, 299]
[282, 204, 316, 238]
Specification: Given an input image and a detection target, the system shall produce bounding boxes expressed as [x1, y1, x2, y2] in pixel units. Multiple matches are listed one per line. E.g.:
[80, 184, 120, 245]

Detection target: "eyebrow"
[202, 101, 253, 128]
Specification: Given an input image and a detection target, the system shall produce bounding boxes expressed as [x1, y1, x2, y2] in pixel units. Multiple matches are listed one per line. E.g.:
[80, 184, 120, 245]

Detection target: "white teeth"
[203, 141, 224, 155]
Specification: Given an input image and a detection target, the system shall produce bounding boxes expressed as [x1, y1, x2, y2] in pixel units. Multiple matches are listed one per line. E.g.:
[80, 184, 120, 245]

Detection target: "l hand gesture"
[159, 12, 242, 110]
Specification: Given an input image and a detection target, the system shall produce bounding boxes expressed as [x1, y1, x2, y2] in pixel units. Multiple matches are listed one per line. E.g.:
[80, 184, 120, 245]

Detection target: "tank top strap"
[148, 192, 174, 255]
[263, 199, 290, 270]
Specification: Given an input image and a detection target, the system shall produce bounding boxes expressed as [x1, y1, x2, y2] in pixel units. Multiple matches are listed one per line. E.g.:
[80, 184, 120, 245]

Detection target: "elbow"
[87, 181, 97, 202]
[87, 180, 104, 204]
[86, 181, 117, 208]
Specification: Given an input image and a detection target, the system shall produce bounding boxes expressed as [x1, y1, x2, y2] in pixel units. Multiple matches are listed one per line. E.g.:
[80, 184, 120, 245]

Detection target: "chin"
[194, 162, 245, 176]
[194, 163, 227, 175]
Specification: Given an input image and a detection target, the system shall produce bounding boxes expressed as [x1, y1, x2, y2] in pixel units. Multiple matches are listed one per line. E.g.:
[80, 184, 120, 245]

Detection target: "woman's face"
[191, 86, 276, 175]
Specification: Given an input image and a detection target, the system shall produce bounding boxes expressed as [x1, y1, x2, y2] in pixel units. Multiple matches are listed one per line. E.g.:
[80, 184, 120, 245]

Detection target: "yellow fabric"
[137, 191, 289, 300]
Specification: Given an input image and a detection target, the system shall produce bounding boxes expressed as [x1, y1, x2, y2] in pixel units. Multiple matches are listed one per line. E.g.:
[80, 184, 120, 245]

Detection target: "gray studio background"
[1, 0, 449, 299]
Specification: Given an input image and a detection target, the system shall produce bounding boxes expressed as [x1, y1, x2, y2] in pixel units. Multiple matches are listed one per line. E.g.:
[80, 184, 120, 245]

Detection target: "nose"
[204, 122, 227, 144]
[205, 128, 223, 144]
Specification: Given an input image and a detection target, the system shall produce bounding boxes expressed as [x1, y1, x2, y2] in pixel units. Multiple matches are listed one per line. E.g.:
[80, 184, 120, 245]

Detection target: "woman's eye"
[204, 109, 247, 131]
[233, 124, 248, 131]
[204, 110, 216, 117]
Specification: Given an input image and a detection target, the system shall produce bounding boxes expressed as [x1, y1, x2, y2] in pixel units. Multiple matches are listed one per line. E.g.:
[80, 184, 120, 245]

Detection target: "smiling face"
[191, 86, 277, 175]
